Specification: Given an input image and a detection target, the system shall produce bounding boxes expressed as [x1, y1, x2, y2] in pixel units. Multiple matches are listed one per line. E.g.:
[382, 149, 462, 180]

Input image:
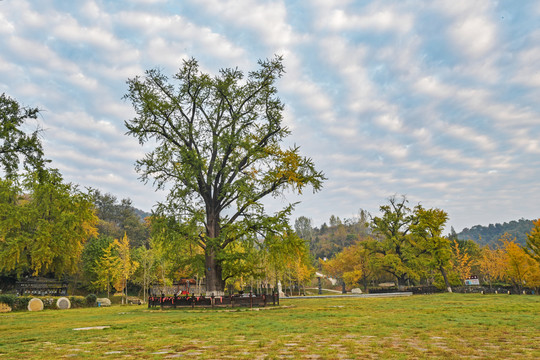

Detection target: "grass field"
[1, 293, 539, 359]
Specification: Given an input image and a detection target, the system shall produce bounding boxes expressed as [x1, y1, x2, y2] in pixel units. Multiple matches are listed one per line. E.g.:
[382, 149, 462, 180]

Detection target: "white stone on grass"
[96, 298, 111, 307]
[28, 298, 44, 311]
[56, 297, 71, 309]
[72, 326, 111, 331]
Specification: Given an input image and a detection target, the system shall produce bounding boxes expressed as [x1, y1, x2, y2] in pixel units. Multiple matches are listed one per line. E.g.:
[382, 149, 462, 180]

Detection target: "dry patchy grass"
[0, 293, 539, 359]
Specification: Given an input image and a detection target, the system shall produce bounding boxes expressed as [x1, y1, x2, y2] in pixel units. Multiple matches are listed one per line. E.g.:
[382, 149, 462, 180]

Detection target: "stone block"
[96, 298, 111, 307]
[56, 297, 71, 309]
[28, 298, 44, 311]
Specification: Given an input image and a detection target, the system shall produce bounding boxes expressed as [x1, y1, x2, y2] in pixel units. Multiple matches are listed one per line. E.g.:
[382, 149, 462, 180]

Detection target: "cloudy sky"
[1, 0, 539, 232]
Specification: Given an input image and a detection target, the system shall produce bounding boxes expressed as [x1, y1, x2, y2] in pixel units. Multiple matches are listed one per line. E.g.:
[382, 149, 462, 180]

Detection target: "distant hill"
[457, 218, 535, 247]
[133, 207, 152, 221]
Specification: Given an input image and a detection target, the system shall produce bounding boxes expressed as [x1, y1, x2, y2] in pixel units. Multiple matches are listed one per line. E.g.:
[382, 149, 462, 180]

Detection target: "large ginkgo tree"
[124, 56, 324, 294]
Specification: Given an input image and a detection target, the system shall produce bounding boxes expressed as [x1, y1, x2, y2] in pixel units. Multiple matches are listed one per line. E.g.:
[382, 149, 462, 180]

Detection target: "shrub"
[85, 293, 97, 306]
[41, 297, 55, 309]
[69, 296, 86, 308]
[0, 294, 16, 307]
[11, 296, 32, 311]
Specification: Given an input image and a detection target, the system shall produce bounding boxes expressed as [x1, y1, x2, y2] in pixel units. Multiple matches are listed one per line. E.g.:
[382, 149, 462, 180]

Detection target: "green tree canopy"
[371, 195, 452, 288]
[124, 56, 325, 294]
[90, 190, 150, 247]
[307, 210, 371, 260]
[81, 235, 115, 290]
[92, 240, 120, 298]
[0, 93, 48, 177]
[525, 219, 540, 263]
[0, 168, 98, 278]
[371, 195, 418, 286]
[410, 207, 452, 291]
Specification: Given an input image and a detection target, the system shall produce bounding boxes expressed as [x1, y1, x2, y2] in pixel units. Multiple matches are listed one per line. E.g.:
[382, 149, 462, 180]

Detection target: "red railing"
[148, 292, 279, 309]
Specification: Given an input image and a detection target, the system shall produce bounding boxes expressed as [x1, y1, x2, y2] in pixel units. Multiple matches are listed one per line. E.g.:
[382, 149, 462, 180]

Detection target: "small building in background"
[16, 277, 68, 296]
[465, 275, 480, 286]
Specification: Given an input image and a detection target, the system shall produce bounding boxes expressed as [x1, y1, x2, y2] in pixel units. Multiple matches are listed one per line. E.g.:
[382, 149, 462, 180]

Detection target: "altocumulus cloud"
[0, 0, 539, 231]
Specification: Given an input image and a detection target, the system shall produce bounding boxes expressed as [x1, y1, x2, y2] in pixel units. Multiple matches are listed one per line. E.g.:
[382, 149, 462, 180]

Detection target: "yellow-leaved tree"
[477, 245, 506, 289]
[501, 234, 540, 292]
[265, 231, 313, 296]
[93, 241, 120, 298]
[289, 244, 314, 296]
[452, 240, 472, 285]
[525, 220, 540, 291]
[93, 233, 138, 302]
[526, 219, 540, 263]
[0, 169, 98, 278]
[114, 233, 139, 304]
[321, 241, 371, 290]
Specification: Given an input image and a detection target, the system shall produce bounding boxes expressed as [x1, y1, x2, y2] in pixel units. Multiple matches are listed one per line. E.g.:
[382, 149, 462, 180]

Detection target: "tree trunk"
[397, 274, 408, 288]
[512, 280, 521, 294]
[205, 209, 225, 296]
[205, 246, 225, 295]
[439, 265, 452, 293]
[143, 264, 147, 303]
[362, 273, 368, 292]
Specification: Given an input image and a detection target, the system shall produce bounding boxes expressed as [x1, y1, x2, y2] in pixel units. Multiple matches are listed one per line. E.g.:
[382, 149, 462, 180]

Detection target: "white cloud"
[1, 0, 539, 232]
[436, 0, 492, 18]
[6, 36, 78, 74]
[131, 0, 167, 4]
[80, 1, 102, 20]
[67, 72, 99, 91]
[431, 146, 485, 168]
[189, 0, 299, 49]
[512, 31, 540, 88]
[449, 16, 497, 59]
[376, 114, 403, 133]
[322, 8, 414, 33]
[414, 76, 453, 98]
[4, 0, 47, 29]
[87, 62, 143, 84]
[116, 11, 246, 68]
[437, 122, 496, 152]
[0, 12, 15, 34]
[318, 36, 384, 114]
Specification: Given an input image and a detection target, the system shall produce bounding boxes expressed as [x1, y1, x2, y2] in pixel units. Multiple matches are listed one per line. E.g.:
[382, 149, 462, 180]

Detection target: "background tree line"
[456, 219, 534, 247]
[295, 196, 540, 293]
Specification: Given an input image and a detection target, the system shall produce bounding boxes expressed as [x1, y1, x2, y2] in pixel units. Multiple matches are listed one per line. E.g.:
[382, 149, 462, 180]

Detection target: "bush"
[2, 296, 32, 311]
[69, 296, 86, 308]
[41, 297, 55, 309]
[14, 296, 32, 310]
[0, 294, 98, 311]
[0, 294, 16, 307]
[85, 293, 97, 306]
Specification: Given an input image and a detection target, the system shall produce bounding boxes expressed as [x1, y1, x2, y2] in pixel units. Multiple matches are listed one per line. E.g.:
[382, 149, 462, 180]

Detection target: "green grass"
[1, 293, 539, 359]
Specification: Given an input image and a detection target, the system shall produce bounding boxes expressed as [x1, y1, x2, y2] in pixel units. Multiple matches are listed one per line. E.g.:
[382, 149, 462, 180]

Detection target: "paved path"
[305, 287, 342, 293]
[282, 292, 413, 299]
